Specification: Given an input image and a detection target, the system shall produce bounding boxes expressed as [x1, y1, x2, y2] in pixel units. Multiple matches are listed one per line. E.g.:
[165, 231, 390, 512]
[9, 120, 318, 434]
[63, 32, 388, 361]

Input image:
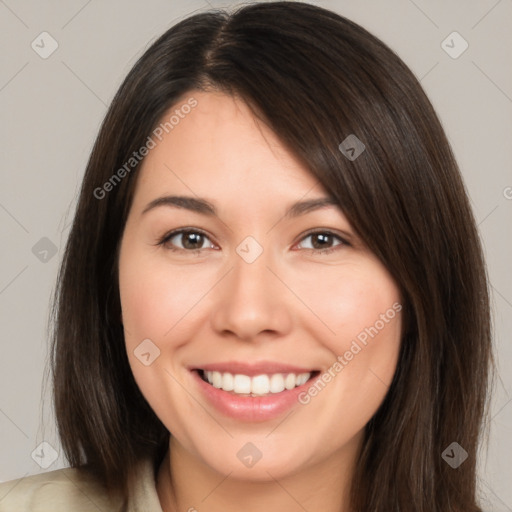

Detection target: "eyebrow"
[141, 195, 340, 219]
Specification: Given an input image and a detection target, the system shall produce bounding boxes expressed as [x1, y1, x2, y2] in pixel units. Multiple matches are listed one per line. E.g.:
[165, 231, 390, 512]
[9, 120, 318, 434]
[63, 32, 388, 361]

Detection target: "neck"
[156, 434, 362, 512]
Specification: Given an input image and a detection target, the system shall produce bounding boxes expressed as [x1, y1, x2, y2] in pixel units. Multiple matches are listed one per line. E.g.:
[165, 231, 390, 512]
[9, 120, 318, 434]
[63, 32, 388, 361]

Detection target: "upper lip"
[191, 361, 318, 377]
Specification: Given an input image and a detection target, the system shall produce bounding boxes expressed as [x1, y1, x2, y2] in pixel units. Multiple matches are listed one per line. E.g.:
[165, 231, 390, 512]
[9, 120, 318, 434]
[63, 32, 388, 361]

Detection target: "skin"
[118, 91, 403, 512]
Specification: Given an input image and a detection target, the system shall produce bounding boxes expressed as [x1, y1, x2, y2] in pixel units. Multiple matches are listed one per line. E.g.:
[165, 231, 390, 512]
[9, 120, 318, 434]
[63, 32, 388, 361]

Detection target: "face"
[118, 91, 402, 481]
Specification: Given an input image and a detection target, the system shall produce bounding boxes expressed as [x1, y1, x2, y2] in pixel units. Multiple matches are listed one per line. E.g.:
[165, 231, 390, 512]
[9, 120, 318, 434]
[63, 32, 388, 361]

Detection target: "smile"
[199, 369, 313, 396]
[190, 363, 321, 422]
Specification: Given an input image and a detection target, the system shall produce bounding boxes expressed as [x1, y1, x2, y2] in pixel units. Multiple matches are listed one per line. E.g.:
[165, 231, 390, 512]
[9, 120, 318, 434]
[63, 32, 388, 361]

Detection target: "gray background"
[0, 0, 511, 509]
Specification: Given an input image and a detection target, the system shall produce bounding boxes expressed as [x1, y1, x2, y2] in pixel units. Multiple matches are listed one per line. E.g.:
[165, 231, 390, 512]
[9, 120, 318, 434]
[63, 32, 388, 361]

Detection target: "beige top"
[0, 457, 163, 512]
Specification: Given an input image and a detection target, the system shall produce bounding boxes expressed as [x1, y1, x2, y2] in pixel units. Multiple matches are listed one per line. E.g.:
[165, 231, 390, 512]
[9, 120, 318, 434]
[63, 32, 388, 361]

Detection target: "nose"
[210, 247, 293, 342]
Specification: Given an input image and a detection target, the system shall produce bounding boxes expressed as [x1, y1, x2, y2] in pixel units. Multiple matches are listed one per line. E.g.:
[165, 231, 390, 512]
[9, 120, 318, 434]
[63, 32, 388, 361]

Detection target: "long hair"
[50, 2, 493, 510]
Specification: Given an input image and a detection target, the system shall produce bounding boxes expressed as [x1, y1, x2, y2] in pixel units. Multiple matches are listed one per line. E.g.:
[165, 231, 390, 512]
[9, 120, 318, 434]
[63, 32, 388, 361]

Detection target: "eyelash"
[156, 228, 349, 255]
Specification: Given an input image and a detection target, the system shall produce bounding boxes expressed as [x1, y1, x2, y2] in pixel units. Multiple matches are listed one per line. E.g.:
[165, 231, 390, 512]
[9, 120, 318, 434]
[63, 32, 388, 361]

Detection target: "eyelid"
[156, 227, 350, 253]
[293, 227, 351, 248]
[157, 227, 217, 250]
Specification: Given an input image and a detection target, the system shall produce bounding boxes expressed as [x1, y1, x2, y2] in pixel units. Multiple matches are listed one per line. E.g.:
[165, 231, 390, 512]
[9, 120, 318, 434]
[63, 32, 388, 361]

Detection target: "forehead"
[131, 91, 328, 210]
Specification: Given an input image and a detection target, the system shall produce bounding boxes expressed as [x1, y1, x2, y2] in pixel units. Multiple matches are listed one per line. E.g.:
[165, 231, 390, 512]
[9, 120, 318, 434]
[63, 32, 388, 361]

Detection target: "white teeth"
[285, 373, 296, 390]
[233, 374, 251, 394]
[222, 372, 234, 391]
[212, 371, 222, 388]
[269, 373, 285, 393]
[202, 371, 312, 395]
[251, 375, 269, 395]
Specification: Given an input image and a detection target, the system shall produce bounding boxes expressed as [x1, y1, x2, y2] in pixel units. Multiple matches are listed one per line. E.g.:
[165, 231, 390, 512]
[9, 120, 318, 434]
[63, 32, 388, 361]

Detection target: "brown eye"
[160, 229, 214, 252]
[296, 231, 347, 254]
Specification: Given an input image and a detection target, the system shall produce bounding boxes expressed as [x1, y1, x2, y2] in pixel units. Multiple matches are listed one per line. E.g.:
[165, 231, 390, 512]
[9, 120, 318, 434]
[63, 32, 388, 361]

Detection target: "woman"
[0, 2, 493, 511]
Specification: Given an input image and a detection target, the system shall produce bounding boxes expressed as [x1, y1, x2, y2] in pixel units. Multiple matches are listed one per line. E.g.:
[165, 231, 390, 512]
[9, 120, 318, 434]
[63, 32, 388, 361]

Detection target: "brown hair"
[50, 2, 493, 510]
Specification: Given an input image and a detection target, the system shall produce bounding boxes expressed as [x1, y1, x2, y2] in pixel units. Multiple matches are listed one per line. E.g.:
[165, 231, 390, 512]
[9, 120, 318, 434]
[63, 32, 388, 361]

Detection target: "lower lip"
[191, 370, 317, 422]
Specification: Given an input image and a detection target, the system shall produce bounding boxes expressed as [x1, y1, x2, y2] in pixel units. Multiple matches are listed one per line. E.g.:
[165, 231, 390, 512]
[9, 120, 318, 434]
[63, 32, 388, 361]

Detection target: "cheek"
[119, 247, 214, 348]
[298, 262, 402, 347]
[294, 262, 402, 426]
[118, 243, 211, 428]
[314, 275, 401, 472]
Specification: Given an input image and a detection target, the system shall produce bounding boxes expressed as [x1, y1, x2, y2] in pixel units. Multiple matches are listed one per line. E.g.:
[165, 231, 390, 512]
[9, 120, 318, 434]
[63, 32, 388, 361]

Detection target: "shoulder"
[0, 466, 123, 512]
